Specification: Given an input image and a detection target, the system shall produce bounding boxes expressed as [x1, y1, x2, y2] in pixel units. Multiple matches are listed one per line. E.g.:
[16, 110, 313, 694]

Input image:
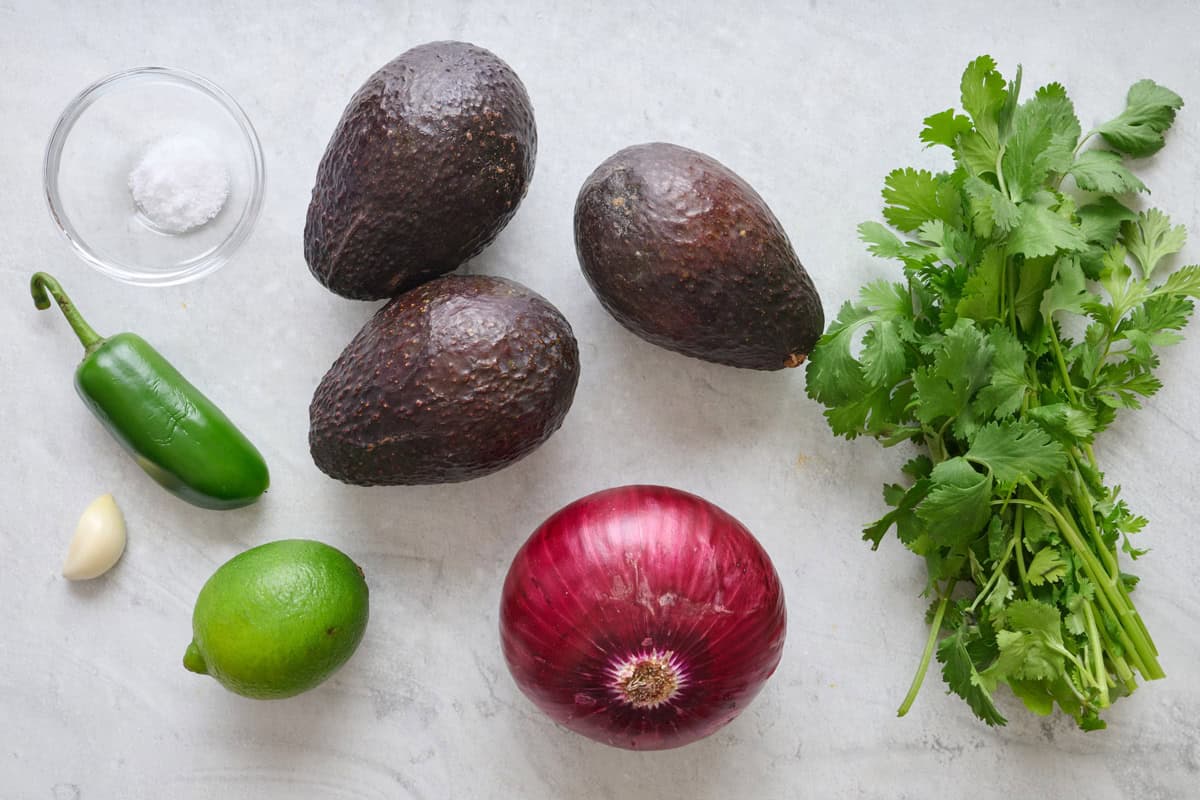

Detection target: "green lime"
[183, 539, 369, 699]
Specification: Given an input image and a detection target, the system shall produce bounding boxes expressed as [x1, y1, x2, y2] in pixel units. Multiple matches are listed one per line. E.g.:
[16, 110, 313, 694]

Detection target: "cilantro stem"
[1048, 326, 1081, 406]
[968, 533, 1016, 614]
[924, 429, 949, 463]
[1018, 482, 1163, 679]
[1093, 609, 1138, 692]
[1068, 454, 1121, 574]
[1082, 599, 1111, 707]
[1013, 502, 1031, 599]
[1051, 640, 1098, 695]
[995, 144, 1010, 199]
[1089, 338, 1114, 386]
[1064, 457, 1159, 657]
[1074, 130, 1098, 157]
[1005, 256, 1019, 334]
[1009, 495, 1151, 679]
[897, 587, 952, 717]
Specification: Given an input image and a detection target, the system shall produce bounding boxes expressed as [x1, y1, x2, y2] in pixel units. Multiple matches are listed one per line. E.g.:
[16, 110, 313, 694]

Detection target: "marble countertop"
[3, 1, 1199, 797]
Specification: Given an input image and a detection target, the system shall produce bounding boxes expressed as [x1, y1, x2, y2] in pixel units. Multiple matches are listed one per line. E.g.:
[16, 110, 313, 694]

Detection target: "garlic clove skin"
[63, 493, 127, 580]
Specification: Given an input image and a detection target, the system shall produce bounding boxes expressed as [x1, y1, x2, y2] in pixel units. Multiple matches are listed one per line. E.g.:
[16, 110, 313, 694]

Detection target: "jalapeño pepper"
[32, 272, 269, 510]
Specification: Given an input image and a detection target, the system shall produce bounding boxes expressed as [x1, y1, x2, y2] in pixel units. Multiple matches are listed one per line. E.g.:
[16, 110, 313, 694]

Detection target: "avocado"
[304, 41, 537, 300]
[309, 275, 579, 485]
[573, 143, 824, 370]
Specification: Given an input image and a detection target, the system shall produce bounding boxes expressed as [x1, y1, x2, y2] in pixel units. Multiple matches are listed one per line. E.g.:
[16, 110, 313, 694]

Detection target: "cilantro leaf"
[918, 458, 993, 545]
[822, 387, 896, 438]
[979, 599, 1069, 693]
[1002, 83, 1080, 202]
[858, 221, 906, 260]
[937, 627, 1007, 726]
[956, 246, 1006, 323]
[864, 479, 930, 549]
[965, 420, 1067, 486]
[1008, 679, 1055, 716]
[1155, 264, 1200, 298]
[986, 515, 1011, 561]
[911, 319, 993, 435]
[1026, 548, 1068, 586]
[960, 56, 1007, 146]
[1078, 197, 1137, 251]
[921, 108, 974, 149]
[988, 629, 1063, 683]
[1013, 256, 1055, 334]
[1121, 293, 1193, 359]
[1068, 149, 1147, 194]
[1098, 244, 1151, 323]
[1123, 209, 1187, 280]
[1040, 255, 1096, 318]
[1097, 80, 1184, 157]
[985, 572, 1015, 615]
[963, 177, 1020, 240]
[882, 168, 961, 232]
[1008, 202, 1086, 258]
[805, 301, 871, 407]
[1027, 403, 1096, 445]
[860, 323, 907, 386]
[973, 326, 1028, 419]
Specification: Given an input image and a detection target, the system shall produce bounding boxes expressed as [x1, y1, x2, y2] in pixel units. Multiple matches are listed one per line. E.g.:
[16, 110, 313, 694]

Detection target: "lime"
[183, 539, 369, 699]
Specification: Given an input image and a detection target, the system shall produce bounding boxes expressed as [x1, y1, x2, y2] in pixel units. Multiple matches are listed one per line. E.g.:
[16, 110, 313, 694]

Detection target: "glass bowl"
[44, 67, 265, 286]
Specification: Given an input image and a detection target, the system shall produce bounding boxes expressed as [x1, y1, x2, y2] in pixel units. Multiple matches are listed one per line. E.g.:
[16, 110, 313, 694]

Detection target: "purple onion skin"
[500, 485, 786, 750]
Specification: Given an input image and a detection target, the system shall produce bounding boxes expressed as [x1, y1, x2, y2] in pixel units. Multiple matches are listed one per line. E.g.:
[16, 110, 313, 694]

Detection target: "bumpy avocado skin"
[309, 275, 580, 485]
[305, 41, 537, 300]
[573, 143, 824, 370]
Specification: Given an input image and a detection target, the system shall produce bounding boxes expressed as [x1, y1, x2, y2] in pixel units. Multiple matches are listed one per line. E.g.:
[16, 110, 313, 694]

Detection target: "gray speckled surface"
[3, 1, 1199, 798]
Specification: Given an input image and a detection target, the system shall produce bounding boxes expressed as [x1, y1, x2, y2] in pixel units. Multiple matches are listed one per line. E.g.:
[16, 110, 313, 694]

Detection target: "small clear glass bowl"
[44, 67, 265, 286]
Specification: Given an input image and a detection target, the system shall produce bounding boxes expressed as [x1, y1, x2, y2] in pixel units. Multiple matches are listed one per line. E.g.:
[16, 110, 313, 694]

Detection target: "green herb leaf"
[956, 246, 1006, 323]
[859, 221, 907, 260]
[921, 108, 974, 149]
[1123, 209, 1187, 280]
[1013, 256, 1055, 334]
[978, 599, 1069, 693]
[918, 458, 994, 545]
[1153, 264, 1200, 299]
[1097, 80, 1184, 157]
[1069, 149, 1146, 194]
[911, 320, 994, 439]
[805, 301, 871, 407]
[965, 420, 1067, 486]
[1027, 403, 1096, 445]
[937, 627, 1007, 726]
[985, 572, 1015, 615]
[1041, 256, 1096, 318]
[973, 327, 1028, 419]
[1027, 548, 1068, 586]
[882, 168, 961, 233]
[1008, 202, 1086, 258]
[865, 479, 931, 549]
[960, 55, 1007, 149]
[964, 178, 1020, 240]
[1002, 83, 1080, 202]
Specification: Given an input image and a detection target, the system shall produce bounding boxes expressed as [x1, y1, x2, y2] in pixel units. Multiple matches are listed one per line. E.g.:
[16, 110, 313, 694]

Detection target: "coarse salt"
[128, 136, 230, 234]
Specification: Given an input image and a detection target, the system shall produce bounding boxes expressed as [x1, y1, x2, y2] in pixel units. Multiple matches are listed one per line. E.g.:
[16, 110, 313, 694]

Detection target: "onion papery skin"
[500, 485, 786, 750]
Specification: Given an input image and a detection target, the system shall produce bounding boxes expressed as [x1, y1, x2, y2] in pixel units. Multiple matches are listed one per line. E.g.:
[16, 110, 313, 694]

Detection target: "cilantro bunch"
[806, 56, 1199, 729]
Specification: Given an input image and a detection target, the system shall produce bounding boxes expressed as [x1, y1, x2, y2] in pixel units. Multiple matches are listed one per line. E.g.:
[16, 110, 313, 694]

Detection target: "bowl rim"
[43, 65, 266, 287]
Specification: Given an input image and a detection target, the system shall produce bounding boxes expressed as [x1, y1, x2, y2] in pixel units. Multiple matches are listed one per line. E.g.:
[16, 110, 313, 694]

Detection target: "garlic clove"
[63, 493, 127, 580]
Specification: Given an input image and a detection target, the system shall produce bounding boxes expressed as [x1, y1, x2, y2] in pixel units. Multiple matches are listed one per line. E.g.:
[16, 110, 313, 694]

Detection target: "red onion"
[500, 485, 786, 750]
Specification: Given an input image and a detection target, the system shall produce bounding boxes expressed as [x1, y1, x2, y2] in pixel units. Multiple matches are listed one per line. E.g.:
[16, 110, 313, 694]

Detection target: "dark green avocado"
[309, 275, 579, 485]
[305, 41, 537, 300]
[573, 142, 824, 370]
